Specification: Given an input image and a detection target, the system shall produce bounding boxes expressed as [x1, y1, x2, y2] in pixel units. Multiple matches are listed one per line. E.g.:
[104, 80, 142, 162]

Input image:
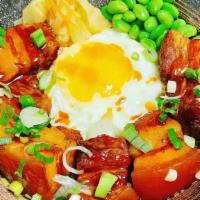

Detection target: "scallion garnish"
[194, 88, 200, 97]
[159, 112, 168, 123]
[28, 143, 55, 164]
[17, 160, 26, 179]
[8, 181, 24, 197]
[123, 123, 152, 153]
[19, 95, 36, 108]
[131, 52, 140, 61]
[168, 128, 183, 149]
[157, 97, 180, 116]
[31, 193, 42, 200]
[0, 137, 12, 145]
[95, 172, 117, 198]
[185, 68, 198, 80]
[0, 27, 6, 48]
[30, 29, 46, 48]
[0, 105, 14, 126]
[55, 197, 66, 200]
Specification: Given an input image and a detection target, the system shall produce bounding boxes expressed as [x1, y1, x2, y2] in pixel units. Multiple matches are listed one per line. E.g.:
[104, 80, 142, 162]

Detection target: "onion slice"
[167, 80, 177, 94]
[53, 174, 91, 199]
[160, 95, 183, 100]
[164, 169, 178, 182]
[62, 146, 93, 175]
[69, 194, 81, 200]
[195, 170, 200, 180]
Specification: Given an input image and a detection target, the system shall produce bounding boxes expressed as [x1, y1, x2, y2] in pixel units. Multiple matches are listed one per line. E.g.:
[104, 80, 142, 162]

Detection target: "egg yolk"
[56, 42, 133, 102]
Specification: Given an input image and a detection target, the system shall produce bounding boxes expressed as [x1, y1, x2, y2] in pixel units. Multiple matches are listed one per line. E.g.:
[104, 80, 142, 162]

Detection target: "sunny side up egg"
[48, 29, 163, 139]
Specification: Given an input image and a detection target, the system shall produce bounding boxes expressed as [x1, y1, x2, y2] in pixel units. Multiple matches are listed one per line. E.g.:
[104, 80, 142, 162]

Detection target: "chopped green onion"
[34, 143, 54, 164]
[131, 52, 140, 61]
[95, 172, 118, 198]
[68, 185, 81, 195]
[0, 105, 14, 126]
[0, 37, 6, 48]
[55, 197, 66, 200]
[168, 128, 183, 149]
[123, 123, 152, 153]
[185, 68, 197, 80]
[0, 27, 6, 38]
[20, 137, 29, 144]
[8, 181, 24, 197]
[31, 193, 42, 200]
[159, 112, 168, 123]
[0, 137, 12, 145]
[38, 70, 55, 92]
[30, 29, 46, 48]
[143, 49, 158, 63]
[26, 143, 36, 155]
[17, 160, 26, 179]
[194, 88, 200, 97]
[157, 97, 180, 115]
[19, 95, 36, 108]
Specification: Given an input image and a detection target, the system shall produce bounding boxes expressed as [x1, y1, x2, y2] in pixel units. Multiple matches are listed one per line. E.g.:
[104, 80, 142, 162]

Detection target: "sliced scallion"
[0, 36, 6, 48]
[0, 137, 12, 145]
[185, 68, 197, 80]
[30, 29, 46, 48]
[168, 128, 183, 149]
[34, 143, 54, 164]
[8, 181, 24, 197]
[31, 193, 42, 200]
[0, 105, 14, 126]
[131, 52, 140, 61]
[95, 172, 117, 198]
[143, 49, 158, 63]
[159, 112, 168, 123]
[123, 123, 152, 153]
[17, 160, 26, 179]
[0, 27, 6, 38]
[19, 95, 36, 108]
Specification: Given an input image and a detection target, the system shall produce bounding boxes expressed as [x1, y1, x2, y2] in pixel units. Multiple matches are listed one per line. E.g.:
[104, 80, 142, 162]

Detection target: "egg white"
[48, 29, 163, 139]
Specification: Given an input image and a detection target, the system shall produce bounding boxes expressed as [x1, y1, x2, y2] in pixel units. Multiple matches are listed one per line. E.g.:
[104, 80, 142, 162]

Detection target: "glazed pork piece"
[0, 22, 59, 82]
[76, 135, 135, 199]
[160, 30, 200, 140]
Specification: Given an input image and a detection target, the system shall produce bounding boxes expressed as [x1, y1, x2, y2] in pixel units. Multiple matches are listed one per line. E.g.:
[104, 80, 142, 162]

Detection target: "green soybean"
[156, 31, 167, 48]
[144, 16, 158, 32]
[162, 2, 179, 19]
[113, 14, 123, 21]
[123, 0, 136, 9]
[113, 19, 131, 32]
[171, 19, 186, 30]
[139, 31, 150, 40]
[150, 24, 168, 40]
[177, 24, 197, 38]
[129, 24, 140, 39]
[137, 0, 150, 5]
[134, 4, 149, 21]
[140, 38, 156, 50]
[101, 6, 113, 21]
[148, 0, 163, 15]
[107, 1, 129, 14]
[132, 19, 144, 29]
[123, 11, 136, 22]
[157, 10, 174, 28]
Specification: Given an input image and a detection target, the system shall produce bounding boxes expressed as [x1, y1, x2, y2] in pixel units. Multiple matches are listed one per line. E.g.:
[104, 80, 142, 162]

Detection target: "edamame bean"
[144, 16, 158, 32]
[129, 24, 140, 39]
[107, 1, 128, 14]
[171, 19, 186, 30]
[148, 0, 163, 15]
[113, 14, 123, 21]
[113, 19, 131, 33]
[157, 10, 174, 28]
[162, 2, 179, 19]
[134, 4, 149, 21]
[132, 19, 144, 29]
[177, 24, 197, 38]
[140, 38, 157, 50]
[139, 31, 150, 40]
[150, 24, 168, 39]
[156, 31, 167, 48]
[123, 11, 136, 22]
[137, 0, 150, 5]
[101, 6, 113, 21]
[123, 0, 136, 9]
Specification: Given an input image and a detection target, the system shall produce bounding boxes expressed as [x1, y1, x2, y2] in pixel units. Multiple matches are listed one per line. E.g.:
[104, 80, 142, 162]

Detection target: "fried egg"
[48, 29, 162, 139]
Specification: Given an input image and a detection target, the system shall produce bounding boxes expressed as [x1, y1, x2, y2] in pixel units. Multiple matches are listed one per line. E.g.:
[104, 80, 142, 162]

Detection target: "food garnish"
[16, 160, 26, 179]
[0, 26, 6, 48]
[95, 172, 118, 198]
[30, 28, 46, 48]
[167, 128, 183, 149]
[8, 181, 24, 197]
[164, 168, 178, 182]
